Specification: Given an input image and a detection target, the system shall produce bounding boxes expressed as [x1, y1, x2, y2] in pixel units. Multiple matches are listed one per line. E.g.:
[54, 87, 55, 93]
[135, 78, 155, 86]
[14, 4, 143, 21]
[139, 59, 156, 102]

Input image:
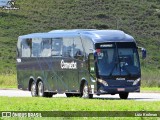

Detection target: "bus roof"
[18, 29, 135, 43]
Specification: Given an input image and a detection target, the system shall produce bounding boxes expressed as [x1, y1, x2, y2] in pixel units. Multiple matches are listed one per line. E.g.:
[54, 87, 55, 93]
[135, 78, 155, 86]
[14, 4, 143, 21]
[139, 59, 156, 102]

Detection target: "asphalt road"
[0, 89, 160, 101]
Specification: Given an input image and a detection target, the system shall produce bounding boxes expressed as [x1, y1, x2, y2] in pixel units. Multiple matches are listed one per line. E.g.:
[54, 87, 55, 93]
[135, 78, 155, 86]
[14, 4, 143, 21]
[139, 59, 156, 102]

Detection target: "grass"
[0, 0, 160, 73]
[0, 74, 17, 88]
[141, 87, 160, 92]
[0, 97, 159, 119]
[141, 68, 160, 87]
[0, 97, 160, 111]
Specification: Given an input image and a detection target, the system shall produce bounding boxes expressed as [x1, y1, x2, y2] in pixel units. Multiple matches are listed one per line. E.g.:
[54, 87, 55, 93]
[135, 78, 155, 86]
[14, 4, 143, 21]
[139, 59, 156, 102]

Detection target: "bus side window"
[73, 37, 84, 60]
[21, 39, 32, 57]
[41, 38, 51, 57]
[62, 37, 74, 58]
[81, 37, 94, 58]
[51, 38, 63, 56]
[32, 38, 42, 57]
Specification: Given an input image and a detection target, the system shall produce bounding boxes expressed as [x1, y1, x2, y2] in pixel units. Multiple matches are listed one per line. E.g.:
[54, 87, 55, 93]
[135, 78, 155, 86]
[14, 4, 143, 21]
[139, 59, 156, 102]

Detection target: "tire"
[119, 92, 129, 99]
[81, 82, 93, 99]
[38, 81, 54, 97]
[38, 81, 45, 97]
[31, 81, 37, 97]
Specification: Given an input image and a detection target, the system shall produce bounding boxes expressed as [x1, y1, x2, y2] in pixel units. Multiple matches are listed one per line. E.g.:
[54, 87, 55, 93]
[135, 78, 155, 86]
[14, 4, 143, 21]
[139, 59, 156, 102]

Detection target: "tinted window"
[51, 38, 63, 56]
[118, 48, 140, 75]
[63, 37, 74, 57]
[81, 37, 93, 55]
[41, 38, 51, 57]
[32, 38, 42, 57]
[97, 48, 118, 76]
[73, 37, 84, 59]
[21, 39, 32, 57]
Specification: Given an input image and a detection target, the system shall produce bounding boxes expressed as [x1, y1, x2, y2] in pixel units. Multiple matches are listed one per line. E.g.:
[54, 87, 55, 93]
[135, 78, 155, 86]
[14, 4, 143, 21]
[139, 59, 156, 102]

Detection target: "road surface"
[0, 89, 160, 101]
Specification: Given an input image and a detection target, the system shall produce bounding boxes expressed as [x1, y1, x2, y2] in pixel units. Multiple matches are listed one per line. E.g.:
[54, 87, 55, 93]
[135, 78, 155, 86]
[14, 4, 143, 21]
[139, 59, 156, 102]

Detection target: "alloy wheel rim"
[31, 83, 36, 96]
[38, 82, 43, 96]
[83, 84, 88, 98]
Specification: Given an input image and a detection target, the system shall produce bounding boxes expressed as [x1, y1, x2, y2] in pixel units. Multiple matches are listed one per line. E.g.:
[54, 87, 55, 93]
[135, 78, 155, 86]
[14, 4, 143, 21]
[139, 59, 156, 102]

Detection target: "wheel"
[38, 81, 45, 97]
[31, 81, 37, 97]
[81, 82, 93, 99]
[38, 81, 54, 97]
[119, 92, 129, 99]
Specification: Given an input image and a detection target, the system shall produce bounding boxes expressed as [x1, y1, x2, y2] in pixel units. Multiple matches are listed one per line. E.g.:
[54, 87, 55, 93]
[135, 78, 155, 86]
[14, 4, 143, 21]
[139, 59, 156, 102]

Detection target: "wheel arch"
[28, 76, 36, 91]
[36, 76, 44, 87]
[80, 78, 88, 94]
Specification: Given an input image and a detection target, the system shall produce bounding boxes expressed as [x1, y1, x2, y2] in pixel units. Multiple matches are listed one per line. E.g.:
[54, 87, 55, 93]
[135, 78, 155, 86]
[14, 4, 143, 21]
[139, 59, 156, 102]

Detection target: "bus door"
[72, 37, 86, 92]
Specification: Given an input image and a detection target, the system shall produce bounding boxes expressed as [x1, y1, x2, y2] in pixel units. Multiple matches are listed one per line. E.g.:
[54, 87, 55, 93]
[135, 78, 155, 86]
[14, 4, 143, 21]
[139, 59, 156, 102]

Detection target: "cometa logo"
[61, 60, 77, 69]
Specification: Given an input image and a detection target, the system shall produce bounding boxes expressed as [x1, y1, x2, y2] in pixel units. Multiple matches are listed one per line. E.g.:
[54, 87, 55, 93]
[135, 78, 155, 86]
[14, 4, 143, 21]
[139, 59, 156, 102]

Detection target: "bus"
[17, 29, 146, 99]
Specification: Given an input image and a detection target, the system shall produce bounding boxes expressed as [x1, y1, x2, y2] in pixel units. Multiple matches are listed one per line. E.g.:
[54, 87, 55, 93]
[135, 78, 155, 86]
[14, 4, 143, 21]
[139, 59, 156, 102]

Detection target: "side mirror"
[141, 48, 146, 59]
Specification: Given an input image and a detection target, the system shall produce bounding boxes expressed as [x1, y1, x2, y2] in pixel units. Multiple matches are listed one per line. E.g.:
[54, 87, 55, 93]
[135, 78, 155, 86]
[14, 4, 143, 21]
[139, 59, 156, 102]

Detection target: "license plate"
[117, 88, 125, 91]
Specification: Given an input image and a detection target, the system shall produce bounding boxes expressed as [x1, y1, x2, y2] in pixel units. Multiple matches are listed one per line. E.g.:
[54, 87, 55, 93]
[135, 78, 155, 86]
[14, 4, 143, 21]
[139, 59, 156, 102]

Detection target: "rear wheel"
[38, 81, 54, 97]
[81, 82, 93, 99]
[119, 92, 129, 99]
[38, 81, 45, 97]
[31, 81, 37, 97]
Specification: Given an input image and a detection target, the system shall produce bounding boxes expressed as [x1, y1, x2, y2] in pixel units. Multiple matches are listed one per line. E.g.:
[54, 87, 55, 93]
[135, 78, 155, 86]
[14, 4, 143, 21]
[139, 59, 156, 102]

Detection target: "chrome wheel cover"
[31, 82, 36, 96]
[38, 82, 43, 97]
[82, 84, 89, 98]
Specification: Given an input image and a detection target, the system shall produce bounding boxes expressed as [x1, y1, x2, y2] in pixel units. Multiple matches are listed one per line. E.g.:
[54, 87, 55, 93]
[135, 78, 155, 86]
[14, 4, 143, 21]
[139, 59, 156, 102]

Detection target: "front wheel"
[119, 92, 129, 99]
[81, 82, 93, 99]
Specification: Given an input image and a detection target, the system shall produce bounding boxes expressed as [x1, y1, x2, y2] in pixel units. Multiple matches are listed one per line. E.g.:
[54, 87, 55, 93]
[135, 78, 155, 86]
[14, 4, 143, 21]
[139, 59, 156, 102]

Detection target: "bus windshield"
[97, 47, 140, 77]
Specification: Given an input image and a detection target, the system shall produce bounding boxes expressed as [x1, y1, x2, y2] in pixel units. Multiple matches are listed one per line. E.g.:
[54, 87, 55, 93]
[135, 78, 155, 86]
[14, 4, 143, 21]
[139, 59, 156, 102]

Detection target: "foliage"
[0, 74, 17, 88]
[0, 0, 160, 89]
[0, 0, 160, 73]
[0, 97, 160, 111]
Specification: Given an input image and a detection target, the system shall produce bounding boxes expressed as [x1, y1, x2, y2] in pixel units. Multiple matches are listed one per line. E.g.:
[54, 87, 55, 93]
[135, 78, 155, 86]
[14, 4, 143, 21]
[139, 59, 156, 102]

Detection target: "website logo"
[0, 0, 19, 10]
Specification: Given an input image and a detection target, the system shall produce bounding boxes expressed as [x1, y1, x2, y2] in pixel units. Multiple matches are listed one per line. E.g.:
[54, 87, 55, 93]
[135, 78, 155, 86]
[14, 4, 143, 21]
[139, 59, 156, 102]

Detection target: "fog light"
[98, 79, 108, 86]
[133, 78, 141, 85]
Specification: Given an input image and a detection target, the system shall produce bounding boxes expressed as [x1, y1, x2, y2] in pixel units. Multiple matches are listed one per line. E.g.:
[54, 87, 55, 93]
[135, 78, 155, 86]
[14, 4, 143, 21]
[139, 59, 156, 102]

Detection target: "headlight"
[133, 78, 141, 85]
[90, 77, 96, 82]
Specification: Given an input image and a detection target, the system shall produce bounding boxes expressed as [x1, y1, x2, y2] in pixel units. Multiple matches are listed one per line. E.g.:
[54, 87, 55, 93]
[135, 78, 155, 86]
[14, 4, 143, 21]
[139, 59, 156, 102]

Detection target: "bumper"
[97, 86, 140, 94]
